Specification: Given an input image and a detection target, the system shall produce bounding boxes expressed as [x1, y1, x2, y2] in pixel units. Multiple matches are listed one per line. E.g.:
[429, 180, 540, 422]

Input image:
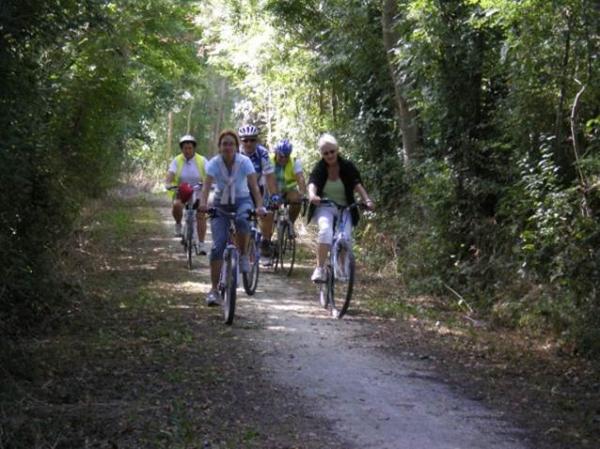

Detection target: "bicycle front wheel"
[221, 251, 237, 325]
[242, 236, 259, 295]
[330, 241, 355, 319]
[279, 222, 296, 276]
[186, 223, 193, 270]
[272, 224, 284, 272]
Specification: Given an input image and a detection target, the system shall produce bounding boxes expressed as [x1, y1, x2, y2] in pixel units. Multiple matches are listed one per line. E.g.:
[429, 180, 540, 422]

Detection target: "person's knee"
[317, 215, 334, 244]
[317, 224, 333, 244]
[317, 230, 333, 245]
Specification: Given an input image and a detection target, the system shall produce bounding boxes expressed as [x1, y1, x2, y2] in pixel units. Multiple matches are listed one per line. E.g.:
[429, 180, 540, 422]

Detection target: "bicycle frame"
[168, 183, 202, 269]
[243, 212, 261, 295]
[215, 208, 240, 288]
[270, 199, 305, 274]
[209, 206, 256, 324]
[317, 199, 360, 319]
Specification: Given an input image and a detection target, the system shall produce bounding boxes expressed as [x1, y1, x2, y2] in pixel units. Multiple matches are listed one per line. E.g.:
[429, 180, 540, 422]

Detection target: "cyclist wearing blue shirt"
[238, 124, 280, 256]
[199, 129, 267, 306]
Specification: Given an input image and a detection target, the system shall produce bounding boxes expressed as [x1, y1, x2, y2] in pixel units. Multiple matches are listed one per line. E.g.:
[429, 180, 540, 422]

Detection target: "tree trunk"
[167, 111, 173, 161]
[186, 102, 193, 134]
[381, 0, 421, 164]
[553, 10, 574, 178]
[211, 78, 227, 155]
[570, 84, 592, 217]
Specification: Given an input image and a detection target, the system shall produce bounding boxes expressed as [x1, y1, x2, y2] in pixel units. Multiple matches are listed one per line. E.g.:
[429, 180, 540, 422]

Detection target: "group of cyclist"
[165, 125, 374, 305]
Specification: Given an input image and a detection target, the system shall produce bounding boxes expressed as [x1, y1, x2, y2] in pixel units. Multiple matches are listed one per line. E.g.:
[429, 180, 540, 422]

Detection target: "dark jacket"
[307, 156, 363, 226]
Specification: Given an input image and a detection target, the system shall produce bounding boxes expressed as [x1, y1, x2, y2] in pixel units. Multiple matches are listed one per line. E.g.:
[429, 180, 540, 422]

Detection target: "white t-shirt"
[168, 154, 207, 185]
[205, 153, 256, 200]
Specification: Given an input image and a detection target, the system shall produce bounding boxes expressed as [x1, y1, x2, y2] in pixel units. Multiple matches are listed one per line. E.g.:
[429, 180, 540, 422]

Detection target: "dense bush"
[0, 0, 203, 338]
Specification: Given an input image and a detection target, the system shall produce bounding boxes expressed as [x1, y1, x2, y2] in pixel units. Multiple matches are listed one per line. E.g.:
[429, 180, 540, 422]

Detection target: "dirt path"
[2, 192, 548, 448]
[156, 197, 531, 449]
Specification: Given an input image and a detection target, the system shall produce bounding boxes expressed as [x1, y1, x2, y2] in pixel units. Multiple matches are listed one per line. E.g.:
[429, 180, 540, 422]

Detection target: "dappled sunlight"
[265, 325, 297, 332]
[149, 279, 210, 294]
[148, 236, 177, 243]
[134, 219, 158, 225]
[426, 322, 467, 338]
[167, 304, 193, 310]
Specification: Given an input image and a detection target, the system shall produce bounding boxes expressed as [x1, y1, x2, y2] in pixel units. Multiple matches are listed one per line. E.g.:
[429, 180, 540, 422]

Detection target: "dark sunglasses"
[321, 150, 336, 156]
[241, 138, 257, 143]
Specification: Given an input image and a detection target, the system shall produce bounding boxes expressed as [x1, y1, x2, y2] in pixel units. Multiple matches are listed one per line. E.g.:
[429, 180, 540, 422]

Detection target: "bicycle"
[270, 199, 306, 276]
[243, 211, 261, 295]
[207, 206, 254, 325]
[315, 199, 362, 319]
[167, 183, 203, 269]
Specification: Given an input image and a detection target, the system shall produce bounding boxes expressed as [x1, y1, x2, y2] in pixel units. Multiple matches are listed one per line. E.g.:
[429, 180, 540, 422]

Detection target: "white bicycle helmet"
[179, 134, 197, 148]
[238, 125, 259, 138]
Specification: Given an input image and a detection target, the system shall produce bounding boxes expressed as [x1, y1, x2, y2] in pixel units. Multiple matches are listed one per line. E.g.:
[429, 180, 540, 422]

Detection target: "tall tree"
[382, 0, 421, 164]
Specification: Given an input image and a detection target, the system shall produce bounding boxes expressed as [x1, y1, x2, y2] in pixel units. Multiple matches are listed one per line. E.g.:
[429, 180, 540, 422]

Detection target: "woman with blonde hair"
[306, 133, 374, 282]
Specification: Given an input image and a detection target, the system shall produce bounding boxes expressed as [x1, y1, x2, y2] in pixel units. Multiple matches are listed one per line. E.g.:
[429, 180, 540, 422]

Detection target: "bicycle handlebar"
[166, 182, 203, 191]
[318, 198, 365, 211]
[207, 207, 257, 220]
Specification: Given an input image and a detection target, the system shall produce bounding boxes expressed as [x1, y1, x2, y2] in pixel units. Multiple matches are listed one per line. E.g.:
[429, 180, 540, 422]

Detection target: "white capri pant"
[314, 205, 353, 245]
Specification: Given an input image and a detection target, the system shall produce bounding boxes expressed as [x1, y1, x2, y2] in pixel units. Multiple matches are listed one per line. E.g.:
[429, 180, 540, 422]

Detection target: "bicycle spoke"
[243, 236, 259, 295]
[222, 251, 237, 325]
[330, 243, 355, 319]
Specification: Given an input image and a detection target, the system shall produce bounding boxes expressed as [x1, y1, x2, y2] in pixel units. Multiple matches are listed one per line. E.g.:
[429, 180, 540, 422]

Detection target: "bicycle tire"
[279, 222, 296, 276]
[222, 250, 237, 325]
[330, 241, 355, 319]
[318, 265, 332, 309]
[272, 224, 285, 272]
[242, 235, 260, 295]
[186, 220, 193, 270]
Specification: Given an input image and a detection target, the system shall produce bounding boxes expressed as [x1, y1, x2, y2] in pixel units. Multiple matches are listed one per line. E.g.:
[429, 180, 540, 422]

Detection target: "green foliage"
[2, 0, 599, 357]
[0, 0, 203, 337]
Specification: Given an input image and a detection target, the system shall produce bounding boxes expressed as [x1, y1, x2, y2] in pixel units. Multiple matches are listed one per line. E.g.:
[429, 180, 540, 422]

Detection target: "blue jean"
[209, 197, 253, 262]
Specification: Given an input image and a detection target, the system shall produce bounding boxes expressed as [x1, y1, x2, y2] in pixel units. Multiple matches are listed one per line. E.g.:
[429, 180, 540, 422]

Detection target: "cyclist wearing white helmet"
[262, 139, 307, 250]
[165, 134, 208, 254]
[238, 124, 280, 257]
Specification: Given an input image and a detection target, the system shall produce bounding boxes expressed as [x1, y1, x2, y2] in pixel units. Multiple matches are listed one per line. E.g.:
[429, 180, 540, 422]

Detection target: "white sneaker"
[174, 223, 182, 237]
[205, 290, 220, 306]
[196, 241, 208, 256]
[311, 266, 326, 283]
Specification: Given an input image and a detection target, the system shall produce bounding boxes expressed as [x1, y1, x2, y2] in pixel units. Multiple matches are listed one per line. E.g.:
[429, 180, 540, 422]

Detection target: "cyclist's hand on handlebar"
[256, 206, 267, 217]
[309, 194, 321, 206]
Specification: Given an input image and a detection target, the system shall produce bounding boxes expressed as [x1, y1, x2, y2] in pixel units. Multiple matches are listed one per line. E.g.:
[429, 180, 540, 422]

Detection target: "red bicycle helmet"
[178, 182, 194, 203]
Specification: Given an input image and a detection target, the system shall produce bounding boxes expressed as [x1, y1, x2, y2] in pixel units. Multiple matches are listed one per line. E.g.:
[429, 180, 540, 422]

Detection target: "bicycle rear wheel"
[242, 236, 259, 295]
[278, 222, 296, 276]
[221, 251, 237, 325]
[330, 241, 355, 319]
